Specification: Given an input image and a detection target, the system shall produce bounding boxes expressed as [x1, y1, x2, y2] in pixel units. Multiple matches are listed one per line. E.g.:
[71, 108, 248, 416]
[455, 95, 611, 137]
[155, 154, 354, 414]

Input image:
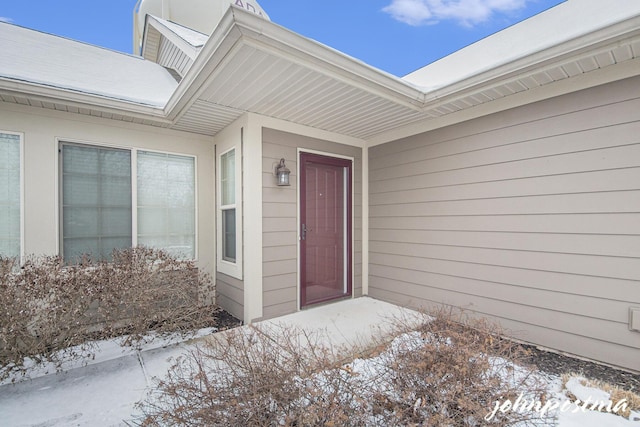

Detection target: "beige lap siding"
[262, 128, 363, 319]
[216, 272, 244, 321]
[369, 75, 640, 372]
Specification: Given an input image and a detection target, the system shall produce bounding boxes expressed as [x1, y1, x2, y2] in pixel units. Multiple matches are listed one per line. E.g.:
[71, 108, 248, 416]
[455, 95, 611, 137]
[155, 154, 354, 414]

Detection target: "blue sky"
[1, 0, 565, 76]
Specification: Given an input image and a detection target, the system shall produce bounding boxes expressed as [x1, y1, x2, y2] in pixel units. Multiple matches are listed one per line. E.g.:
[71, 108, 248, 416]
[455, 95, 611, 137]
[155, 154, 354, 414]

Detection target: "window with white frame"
[0, 133, 21, 259]
[60, 142, 196, 262]
[217, 146, 242, 279]
[137, 151, 196, 260]
[220, 149, 236, 262]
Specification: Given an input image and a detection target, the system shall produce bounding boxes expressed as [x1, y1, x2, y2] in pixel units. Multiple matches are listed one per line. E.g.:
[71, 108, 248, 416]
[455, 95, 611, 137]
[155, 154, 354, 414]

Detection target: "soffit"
[170, 9, 640, 140]
[172, 43, 425, 139]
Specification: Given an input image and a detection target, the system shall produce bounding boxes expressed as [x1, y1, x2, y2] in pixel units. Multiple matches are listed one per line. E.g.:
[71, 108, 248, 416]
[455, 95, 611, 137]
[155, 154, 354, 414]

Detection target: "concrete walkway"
[0, 297, 418, 427]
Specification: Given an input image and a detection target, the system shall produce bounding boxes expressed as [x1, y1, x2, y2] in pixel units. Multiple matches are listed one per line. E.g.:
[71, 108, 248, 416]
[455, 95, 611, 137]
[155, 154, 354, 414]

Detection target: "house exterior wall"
[262, 128, 363, 319]
[215, 272, 244, 320]
[213, 115, 247, 320]
[0, 102, 215, 281]
[369, 75, 640, 372]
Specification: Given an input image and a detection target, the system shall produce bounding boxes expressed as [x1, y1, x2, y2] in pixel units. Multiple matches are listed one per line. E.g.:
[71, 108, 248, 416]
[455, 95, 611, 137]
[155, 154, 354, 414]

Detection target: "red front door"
[300, 152, 352, 307]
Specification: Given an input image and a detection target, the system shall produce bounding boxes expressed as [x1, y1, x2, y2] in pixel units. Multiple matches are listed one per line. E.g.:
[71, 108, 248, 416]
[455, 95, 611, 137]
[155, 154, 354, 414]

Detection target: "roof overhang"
[1, 5, 639, 143]
[166, 6, 640, 142]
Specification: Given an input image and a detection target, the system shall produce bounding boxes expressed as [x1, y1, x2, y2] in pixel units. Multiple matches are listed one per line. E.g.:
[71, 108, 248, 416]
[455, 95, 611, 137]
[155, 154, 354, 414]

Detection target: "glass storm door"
[300, 152, 352, 307]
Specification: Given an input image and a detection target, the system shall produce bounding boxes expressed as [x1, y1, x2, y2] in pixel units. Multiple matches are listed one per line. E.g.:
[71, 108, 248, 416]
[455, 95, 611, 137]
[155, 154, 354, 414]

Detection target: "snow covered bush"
[369, 310, 552, 426]
[135, 309, 552, 426]
[135, 324, 363, 426]
[0, 247, 215, 382]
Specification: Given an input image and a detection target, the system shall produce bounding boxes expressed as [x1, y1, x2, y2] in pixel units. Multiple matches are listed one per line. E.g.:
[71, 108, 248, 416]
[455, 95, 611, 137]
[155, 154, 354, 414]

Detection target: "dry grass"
[0, 247, 215, 382]
[561, 373, 640, 418]
[134, 308, 552, 426]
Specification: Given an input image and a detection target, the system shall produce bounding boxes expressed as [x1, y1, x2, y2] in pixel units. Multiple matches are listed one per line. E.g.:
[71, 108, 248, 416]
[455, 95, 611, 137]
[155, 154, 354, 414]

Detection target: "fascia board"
[163, 8, 243, 121]
[0, 78, 171, 122]
[421, 16, 640, 105]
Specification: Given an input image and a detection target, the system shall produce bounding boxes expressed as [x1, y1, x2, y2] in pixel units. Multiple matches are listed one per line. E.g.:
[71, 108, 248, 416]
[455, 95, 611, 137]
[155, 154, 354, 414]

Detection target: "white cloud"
[0, 17, 13, 23]
[383, 0, 528, 27]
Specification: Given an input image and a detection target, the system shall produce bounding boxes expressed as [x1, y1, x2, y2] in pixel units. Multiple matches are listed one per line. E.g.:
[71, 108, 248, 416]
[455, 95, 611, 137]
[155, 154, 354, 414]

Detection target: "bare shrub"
[135, 310, 552, 426]
[0, 247, 216, 382]
[135, 324, 363, 426]
[371, 308, 553, 426]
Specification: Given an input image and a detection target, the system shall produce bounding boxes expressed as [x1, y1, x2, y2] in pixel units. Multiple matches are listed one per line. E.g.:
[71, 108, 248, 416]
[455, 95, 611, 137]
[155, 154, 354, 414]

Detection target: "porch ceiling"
[171, 43, 426, 139]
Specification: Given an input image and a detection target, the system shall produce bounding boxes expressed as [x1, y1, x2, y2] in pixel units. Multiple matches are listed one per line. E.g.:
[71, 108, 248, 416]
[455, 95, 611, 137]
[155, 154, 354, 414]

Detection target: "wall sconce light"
[275, 158, 291, 186]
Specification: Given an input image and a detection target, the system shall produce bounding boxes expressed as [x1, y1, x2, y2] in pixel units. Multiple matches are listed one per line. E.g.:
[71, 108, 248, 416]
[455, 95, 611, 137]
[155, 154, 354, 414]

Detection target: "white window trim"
[0, 131, 24, 262]
[216, 145, 243, 280]
[57, 139, 199, 261]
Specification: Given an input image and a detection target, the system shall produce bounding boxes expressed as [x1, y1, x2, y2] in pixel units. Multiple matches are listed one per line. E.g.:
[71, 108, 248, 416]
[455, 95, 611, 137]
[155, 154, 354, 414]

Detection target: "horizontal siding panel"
[370, 86, 640, 159]
[263, 245, 297, 262]
[371, 190, 640, 217]
[263, 128, 362, 158]
[216, 272, 243, 291]
[264, 259, 298, 278]
[371, 167, 640, 205]
[369, 252, 639, 301]
[264, 287, 297, 307]
[370, 286, 639, 371]
[369, 213, 640, 235]
[262, 301, 297, 320]
[511, 322, 640, 372]
[264, 273, 297, 292]
[215, 294, 243, 321]
[369, 77, 640, 375]
[371, 143, 640, 184]
[368, 276, 638, 349]
[216, 272, 244, 321]
[370, 241, 640, 280]
[216, 279, 243, 302]
[263, 186, 297, 204]
[371, 229, 640, 258]
[263, 217, 297, 233]
[371, 111, 640, 172]
[263, 231, 297, 248]
[369, 266, 634, 322]
[263, 202, 297, 218]
[262, 151, 299, 169]
[373, 280, 640, 349]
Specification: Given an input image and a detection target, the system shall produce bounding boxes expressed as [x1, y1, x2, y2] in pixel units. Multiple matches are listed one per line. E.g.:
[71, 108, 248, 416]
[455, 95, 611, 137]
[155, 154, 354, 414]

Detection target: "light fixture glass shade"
[275, 158, 291, 186]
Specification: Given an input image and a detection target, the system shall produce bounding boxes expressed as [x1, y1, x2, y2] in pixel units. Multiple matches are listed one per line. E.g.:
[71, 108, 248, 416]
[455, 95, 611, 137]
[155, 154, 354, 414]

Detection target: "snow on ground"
[0, 299, 637, 426]
[335, 333, 640, 426]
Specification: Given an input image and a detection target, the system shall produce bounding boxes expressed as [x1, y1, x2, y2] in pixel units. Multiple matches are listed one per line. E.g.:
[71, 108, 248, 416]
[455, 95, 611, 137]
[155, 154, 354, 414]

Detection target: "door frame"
[297, 148, 354, 309]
